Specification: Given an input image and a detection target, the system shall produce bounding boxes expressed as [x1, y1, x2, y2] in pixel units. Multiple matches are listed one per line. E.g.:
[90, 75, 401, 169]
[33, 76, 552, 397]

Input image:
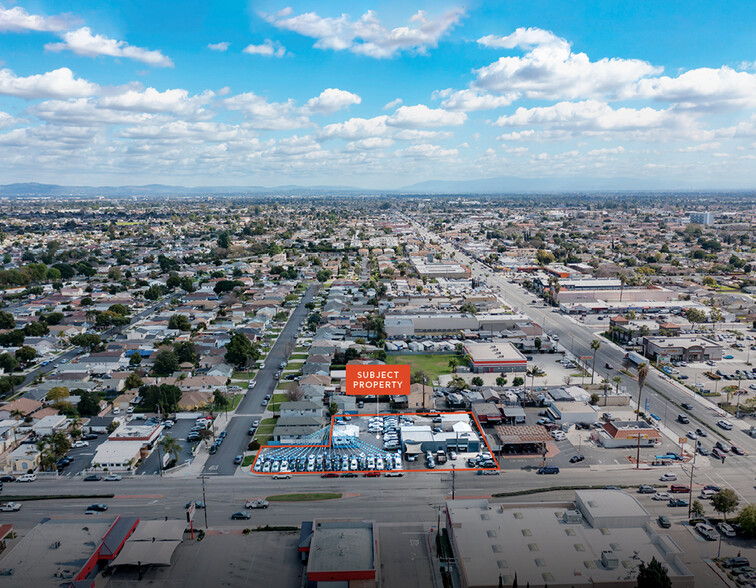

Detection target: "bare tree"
[287, 384, 304, 402]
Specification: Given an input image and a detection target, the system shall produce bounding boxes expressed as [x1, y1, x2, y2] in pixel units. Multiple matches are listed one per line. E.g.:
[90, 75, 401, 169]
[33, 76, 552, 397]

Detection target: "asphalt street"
[201, 283, 321, 476]
[411, 218, 756, 458]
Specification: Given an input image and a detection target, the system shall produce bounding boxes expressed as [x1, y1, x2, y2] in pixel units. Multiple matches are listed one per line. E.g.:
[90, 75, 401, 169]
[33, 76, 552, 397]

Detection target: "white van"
[17, 473, 36, 482]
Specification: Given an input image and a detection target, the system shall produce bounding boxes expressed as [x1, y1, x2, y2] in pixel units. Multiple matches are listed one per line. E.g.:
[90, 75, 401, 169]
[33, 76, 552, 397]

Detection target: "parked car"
[82, 433, 99, 440]
[658, 515, 671, 528]
[103, 475, 122, 482]
[271, 474, 291, 480]
[718, 522, 737, 537]
[569, 454, 585, 463]
[717, 419, 734, 430]
[0, 502, 22, 512]
[16, 474, 36, 482]
[604, 362, 613, 369]
[695, 523, 719, 541]
[83, 474, 102, 481]
[668, 498, 688, 507]
[722, 557, 751, 568]
[234, 455, 243, 465]
[72, 440, 89, 448]
[638, 485, 656, 494]
[732, 446, 746, 456]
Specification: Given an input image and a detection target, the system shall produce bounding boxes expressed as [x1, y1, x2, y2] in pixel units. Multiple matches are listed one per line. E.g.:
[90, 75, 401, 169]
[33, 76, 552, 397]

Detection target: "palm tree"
[636, 362, 649, 469]
[590, 339, 601, 384]
[613, 376, 622, 394]
[618, 272, 628, 302]
[160, 435, 182, 464]
[10, 409, 24, 421]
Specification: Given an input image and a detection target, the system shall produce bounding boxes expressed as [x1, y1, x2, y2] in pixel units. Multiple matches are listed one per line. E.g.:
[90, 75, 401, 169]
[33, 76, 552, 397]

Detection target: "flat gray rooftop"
[308, 521, 374, 574]
[0, 517, 114, 586]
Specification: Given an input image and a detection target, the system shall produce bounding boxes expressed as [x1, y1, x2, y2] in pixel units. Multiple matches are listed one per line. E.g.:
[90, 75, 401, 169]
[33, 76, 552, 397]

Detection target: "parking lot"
[137, 417, 201, 475]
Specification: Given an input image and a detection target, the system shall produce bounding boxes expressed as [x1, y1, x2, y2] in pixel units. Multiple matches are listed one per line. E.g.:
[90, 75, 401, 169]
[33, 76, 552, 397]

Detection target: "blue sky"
[0, 1, 755, 189]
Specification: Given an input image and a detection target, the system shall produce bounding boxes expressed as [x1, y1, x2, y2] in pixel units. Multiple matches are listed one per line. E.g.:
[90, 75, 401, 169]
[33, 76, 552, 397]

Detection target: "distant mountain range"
[0, 176, 752, 197]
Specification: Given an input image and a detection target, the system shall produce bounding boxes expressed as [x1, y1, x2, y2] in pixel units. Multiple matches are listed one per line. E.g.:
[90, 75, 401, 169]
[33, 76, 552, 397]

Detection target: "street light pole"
[201, 475, 209, 528]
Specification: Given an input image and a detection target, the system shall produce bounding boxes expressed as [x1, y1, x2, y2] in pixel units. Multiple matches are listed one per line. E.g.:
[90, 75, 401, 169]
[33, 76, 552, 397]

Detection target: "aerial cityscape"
[0, 2, 755, 588]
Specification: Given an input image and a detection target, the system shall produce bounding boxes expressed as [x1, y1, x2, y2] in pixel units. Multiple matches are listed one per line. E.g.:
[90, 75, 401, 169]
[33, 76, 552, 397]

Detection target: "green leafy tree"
[144, 284, 165, 300]
[15, 345, 37, 363]
[174, 341, 198, 365]
[71, 333, 101, 350]
[139, 383, 182, 413]
[0, 310, 15, 329]
[691, 499, 705, 518]
[737, 504, 756, 537]
[129, 352, 142, 366]
[0, 352, 19, 372]
[512, 376, 524, 386]
[316, 269, 332, 282]
[24, 321, 49, 336]
[496, 376, 507, 386]
[712, 488, 739, 522]
[168, 314, 192, 331]
[636, 557, 671, 588]
[46, 386, 70, 404]
[224, 332, 260, 368]
[180, 276, 195, 292]
[471, 376, 484, 386]
[152, 349, 180, 376]
[77, 390, 101, 416]
[328, 402, 339, 416]
[213, 390, 230, 412]
[213, 280, 243, 295]
[459, 302, 477, 314]
[217, 231, 231, 249]
[108, 303, 129, 316]
[125, 373, 144, 390]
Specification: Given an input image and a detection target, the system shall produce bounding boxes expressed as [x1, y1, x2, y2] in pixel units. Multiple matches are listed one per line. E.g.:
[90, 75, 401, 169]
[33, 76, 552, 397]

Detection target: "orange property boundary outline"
[250, 411, 500, 474]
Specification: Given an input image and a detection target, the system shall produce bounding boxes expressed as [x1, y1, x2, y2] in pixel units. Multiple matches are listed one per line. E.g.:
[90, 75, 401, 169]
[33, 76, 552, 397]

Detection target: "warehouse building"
[446, 491, 693, 588]
[463, 342, 527, 374]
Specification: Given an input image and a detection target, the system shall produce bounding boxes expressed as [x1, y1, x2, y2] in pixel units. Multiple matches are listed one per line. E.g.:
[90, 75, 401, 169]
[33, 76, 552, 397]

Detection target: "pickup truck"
[245, 499, 270, 509]
[0, 502, 22, 511]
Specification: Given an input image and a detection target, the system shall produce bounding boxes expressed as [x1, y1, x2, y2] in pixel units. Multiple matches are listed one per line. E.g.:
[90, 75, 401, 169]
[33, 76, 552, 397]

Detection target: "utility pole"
[201, 475, 209, 528]
[687, 455, 696, 519]
[156, 406, 163, 477]
[451, 464, 456, 500]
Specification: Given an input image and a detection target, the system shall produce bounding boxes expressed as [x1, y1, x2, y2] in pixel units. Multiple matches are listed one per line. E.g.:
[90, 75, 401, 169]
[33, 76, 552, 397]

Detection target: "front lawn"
[385, 353, 458, 383]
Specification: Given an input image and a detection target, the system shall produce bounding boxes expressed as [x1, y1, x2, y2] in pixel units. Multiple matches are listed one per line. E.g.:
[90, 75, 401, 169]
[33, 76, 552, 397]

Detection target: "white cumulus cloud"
[0, 67, 97, 99]
[0, 4, 73, 32]
[261, 7, 464, 58]
[387, 104, 466, 128]
[305, 88, 361, 114]
[320, 116, 389, 140]
[243, 39, 286, 57]
[223, 91, 310, 130]
[45, 27, 173, 67]
[208, 42, 230, 52]
[433, 88, 514, 111]
[473, 27, 661, 100]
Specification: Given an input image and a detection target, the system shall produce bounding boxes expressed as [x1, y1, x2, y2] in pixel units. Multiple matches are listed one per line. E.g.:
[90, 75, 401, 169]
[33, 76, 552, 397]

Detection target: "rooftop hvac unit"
[562, 509, 582, 524]
[601, 550, 619, 570]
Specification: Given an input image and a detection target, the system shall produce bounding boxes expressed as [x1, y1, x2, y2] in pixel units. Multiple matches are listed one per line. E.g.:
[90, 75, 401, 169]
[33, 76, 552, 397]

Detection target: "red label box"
[345, 364, 410, 396]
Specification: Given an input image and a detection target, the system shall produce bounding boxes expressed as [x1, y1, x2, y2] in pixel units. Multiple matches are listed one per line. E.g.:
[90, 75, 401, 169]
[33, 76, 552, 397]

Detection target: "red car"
[321, 473, 339, 478]
[363, 471, 381, 477]
[670, 484, 691, 494]
[732, 446, 746, 455]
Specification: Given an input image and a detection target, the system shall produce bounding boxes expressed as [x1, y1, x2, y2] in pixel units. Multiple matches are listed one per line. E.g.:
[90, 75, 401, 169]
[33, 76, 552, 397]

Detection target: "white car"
[695, 523, 719, 541]
[103, 474, 122, 482]
[72, 440, 89, 448]
[659, 473, 677, 481]
[653, 492, 671, 501]
[551, 430, 566, 441]
[717, 420, 734, 430]
[686, 431, 697, 440]
[717, 522, 736, 537]
[16, 473, 36, 482]
[0, 502, 22, 511]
